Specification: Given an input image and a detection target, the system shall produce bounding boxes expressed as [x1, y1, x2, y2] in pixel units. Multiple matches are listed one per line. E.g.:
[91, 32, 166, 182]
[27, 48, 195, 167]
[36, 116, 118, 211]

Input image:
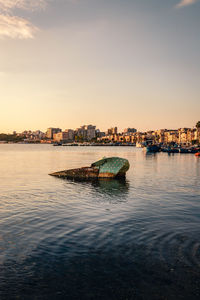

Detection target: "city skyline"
[1, 0, 200, 133]
[2, 121, 199, 135]
[1, 123, 200, 146]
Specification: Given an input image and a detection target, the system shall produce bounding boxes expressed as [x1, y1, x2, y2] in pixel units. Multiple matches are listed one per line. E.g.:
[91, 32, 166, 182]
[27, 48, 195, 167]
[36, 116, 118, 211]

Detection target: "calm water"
[0, 145, 200, 300]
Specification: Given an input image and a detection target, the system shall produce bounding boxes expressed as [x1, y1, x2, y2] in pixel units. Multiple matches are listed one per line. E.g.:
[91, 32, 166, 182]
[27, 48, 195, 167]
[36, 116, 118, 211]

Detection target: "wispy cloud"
[0, 0, 46, 12]
[176, 0, 199, 8]
[0, 14, 37, 39]
[0, 0, 47, 39]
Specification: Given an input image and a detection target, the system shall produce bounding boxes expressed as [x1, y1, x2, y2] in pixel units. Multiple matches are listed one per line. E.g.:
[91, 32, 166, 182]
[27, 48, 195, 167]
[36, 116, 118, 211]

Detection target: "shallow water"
[0, 145, 200, 299]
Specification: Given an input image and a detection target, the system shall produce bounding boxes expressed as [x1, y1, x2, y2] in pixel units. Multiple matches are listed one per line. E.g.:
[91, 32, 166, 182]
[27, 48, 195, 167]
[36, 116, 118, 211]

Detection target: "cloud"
[0, 1, 47, 39]
[0, 0, 46, 12]
[176, 0, 199, 8]
[0, 14, 37, 39]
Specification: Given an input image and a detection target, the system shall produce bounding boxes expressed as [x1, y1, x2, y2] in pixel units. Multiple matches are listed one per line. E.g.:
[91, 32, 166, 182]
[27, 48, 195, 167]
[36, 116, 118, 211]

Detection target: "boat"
[53, 142, 62, 146]
[190, 148, 198, 153]
[168, 148, 179, 153]
[143, 145, 160, 153]
[179, 148, 190, 153]
[49, 157, 130, 180]
[161, 146, 179, 153]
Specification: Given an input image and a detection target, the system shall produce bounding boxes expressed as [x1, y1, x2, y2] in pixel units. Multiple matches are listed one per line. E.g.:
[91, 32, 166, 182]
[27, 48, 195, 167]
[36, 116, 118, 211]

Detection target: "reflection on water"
[144, 152, 158, 159]
[92, 178, 129, 196]
[56, 177, 129, 200]
[0, 145, 200, 300]
[90, 179, 129, 201]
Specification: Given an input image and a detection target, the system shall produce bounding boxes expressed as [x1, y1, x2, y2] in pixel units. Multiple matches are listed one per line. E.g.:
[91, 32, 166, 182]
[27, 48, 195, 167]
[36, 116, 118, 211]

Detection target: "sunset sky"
[0, 0, 200, 133]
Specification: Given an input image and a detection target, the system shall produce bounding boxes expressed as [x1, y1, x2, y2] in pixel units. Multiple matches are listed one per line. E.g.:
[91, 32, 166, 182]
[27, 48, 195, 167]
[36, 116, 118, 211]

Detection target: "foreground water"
[0, 145, 199, 300]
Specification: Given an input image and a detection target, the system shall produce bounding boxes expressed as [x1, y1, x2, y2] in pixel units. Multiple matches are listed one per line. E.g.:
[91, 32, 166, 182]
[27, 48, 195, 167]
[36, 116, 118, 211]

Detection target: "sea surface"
[0, 145, 200, 300]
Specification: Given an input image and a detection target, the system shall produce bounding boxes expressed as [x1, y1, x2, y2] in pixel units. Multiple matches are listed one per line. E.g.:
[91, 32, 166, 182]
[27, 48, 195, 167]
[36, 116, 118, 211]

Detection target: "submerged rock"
[49, 157, 130, 180]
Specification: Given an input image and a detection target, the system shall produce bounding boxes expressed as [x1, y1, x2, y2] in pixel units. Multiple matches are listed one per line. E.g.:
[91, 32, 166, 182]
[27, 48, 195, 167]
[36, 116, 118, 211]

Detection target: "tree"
[0, 134, 24, 143]
[196, 121, 200, 128]
[196, 121, 200, 146]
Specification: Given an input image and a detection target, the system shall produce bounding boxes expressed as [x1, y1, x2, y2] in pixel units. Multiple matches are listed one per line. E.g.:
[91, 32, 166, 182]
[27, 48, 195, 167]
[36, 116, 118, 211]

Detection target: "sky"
[0, 0, 200, 133]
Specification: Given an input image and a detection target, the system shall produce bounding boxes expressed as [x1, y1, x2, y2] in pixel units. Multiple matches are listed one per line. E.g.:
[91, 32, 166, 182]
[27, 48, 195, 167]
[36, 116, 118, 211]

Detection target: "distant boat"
[62, 143, 79, 146]
[53, 142, 62, 146]
[161, 147, 179, 153]
[167, 147, 179, 153]
[179, 148, 189, 153]
[143, 145, 160, 153]
[49, 157, 130, 180]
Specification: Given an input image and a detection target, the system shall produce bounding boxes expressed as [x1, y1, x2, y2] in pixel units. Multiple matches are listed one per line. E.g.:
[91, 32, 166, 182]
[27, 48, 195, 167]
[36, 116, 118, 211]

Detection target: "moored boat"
[49, 157, 130, 180]
[143, 145, 160, 153]
[161, 146, 179, 153]
[53, 142, 62, 146]
[179, 148, 190, 153]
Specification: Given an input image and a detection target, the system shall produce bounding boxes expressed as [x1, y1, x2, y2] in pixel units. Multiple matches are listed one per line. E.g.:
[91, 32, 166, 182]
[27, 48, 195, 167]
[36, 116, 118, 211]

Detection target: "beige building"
[194, 128, 200, 144]
[53, 132, 68, 142]
[53, 130, 74, 142]
[64, 129, 74, 141]
[167, 131, 179, 144]
[76, 125, 96, 140]
[46, 128, 61, 139]
[153, 129, 167, 143]
[86, 125, 96, 140]
[178, 128, 194, 145]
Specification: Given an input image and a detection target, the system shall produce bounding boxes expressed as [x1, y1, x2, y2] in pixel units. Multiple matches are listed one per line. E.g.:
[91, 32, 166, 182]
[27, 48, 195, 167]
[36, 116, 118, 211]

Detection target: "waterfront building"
[186, 128, 196, 144]
[124, 128, 137, 134]
[53, 129, 74, 143]
[195, 128, 200, 144]
[75, 125, 96, 141]
[95, 130, 105, 138]
[46, 128, 61, 139]
[86, 125, 96, 140]
[178, 128, 194, 145]
[16, 130, 46, 141]
[64, 129, 74, 141]
[53, 132, 68, 142]
[75, 126, 87, 140]
[11, 122, 199, 145]
[34, 130, 46, 140]
[167, 130, 179, 144]
[152, 129, 167, 144]
[107, 127, 117, 135]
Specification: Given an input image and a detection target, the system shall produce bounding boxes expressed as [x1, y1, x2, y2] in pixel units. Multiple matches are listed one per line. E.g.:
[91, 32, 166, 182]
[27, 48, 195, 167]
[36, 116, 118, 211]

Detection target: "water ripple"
[0, 145, 200, 299]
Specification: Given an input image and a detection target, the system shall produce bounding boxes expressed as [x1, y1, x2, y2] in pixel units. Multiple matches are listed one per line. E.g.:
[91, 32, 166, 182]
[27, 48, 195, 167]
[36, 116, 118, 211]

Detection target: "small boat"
[49, 157, 130, 180]
[162, 147, 179, 154]
[195, 152, 200, 157]
[143, 145, 160, 153]
[179, 148, 190, 153]
[53, 142, 62, 146]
